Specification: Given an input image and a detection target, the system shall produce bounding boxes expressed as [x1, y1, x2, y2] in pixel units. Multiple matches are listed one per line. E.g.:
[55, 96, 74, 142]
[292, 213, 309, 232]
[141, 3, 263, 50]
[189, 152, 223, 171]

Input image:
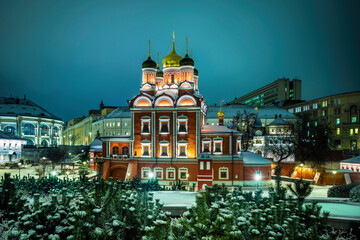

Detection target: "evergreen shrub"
[327, 183, 360, 198]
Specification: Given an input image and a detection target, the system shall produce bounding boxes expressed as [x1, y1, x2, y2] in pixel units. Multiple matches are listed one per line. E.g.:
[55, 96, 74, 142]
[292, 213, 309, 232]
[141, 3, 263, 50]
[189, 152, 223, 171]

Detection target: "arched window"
[3, 126, 16, 135]
[112, 146, 119, 155]
[23, 123, 35, 136]
[41, 140, 49, 147]
[26, 139, 34, 146]
[53, 140, 58, 147]
[41, 125, 50, 136]
[122, 146, 129, 155]
[53, 126, 60, 137]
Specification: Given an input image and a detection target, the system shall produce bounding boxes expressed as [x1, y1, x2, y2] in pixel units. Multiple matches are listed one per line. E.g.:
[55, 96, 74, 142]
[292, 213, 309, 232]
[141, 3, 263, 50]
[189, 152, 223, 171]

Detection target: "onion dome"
[142, 56, 156, 69]
[162, 39, 182, 69]
[194, 68, 198, 76]
[217, 106, 224, 118]
[156, 64, 163, 77]
[180, 53, 194, 67]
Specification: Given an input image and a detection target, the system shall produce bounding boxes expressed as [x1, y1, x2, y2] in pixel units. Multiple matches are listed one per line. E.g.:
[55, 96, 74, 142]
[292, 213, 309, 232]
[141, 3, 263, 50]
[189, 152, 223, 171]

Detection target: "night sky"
[0, 0, 359, 121]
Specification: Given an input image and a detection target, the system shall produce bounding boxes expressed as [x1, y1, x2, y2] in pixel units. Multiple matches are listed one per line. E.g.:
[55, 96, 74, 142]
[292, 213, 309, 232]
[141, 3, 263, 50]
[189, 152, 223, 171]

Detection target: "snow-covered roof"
[268, 117, 289, 126]
[0, 131, 27, 141]
[201, 125, 241, 134]
[155, 89, 179, 99]
[0, 97, 62, 120]
[241, 152, 273, 165]
[89, 138, 102, 152]
[341, 156, 360, 164]
[104, 106, 130, 118]
[207, 105, 297, 120]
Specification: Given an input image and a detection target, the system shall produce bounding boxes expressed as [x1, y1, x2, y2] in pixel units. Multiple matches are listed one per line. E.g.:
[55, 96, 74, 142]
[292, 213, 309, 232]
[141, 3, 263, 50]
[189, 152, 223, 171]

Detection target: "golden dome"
[162, 42, 182, 69]
[218, 107, 225, 118]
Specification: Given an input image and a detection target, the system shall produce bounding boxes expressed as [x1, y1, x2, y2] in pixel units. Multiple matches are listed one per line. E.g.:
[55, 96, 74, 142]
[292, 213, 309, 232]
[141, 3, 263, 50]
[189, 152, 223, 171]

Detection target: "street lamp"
[51, 171, 57, 177]
[300, 164, 304, 180]
[332, 171, 336, 187]
[149, 172, 154, 179]
[83, 161, 86, 165]
[18, 162, 22, 178]
[255, 173, 261, 190]
[186, 173, 189, 180]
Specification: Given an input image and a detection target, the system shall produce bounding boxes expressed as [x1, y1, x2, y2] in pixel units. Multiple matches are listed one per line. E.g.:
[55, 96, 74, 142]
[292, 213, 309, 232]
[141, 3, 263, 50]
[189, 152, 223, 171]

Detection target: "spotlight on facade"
[254, 173, 261, 190]
[149, 172, 154, 178]
[66, 171, 70, 175]
[332, 170, 337, 187]
[51, 171, 57, 176]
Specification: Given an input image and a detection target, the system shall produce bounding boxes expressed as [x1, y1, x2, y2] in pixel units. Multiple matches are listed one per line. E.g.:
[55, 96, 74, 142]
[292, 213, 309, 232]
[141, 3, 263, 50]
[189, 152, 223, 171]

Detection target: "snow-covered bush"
[327, 183, 360, 198]
[350, 185, 360, 202]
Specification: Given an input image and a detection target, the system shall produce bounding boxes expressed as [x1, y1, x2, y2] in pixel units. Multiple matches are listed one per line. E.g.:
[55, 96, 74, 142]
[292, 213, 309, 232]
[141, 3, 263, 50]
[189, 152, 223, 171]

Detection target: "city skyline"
[1, 0, 360, 121]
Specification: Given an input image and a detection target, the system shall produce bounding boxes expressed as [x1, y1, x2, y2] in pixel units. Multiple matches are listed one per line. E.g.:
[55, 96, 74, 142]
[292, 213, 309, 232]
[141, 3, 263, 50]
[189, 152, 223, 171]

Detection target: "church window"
[143, 122, 149, 133]
[122, 146, 129, 155]
[206, 161, 210, 170]
[213, 138, 223, 154]
[219, 167, 229, 179]
[141, 142, 151, 157]
[171, 74, 175, 83]
[160, 120, 169, 133]
[112, 146, 119, 155]
[200, 161, 204, 170]
[154, 167, 163, 179]
[141, 167, 150, 179]
[160, 141, 169, 157]
[179, 168, 188, 180]
[166, 168, 175, 180]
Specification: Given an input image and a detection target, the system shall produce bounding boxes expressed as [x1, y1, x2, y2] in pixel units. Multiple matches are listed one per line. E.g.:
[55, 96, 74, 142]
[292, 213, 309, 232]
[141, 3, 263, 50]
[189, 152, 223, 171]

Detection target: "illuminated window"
[303, 105, 309, 111]
[166, 168, 175, 180]
[200, 161, 204, 170]
[336, 118, 340, 125]
[314, 121, 318, 127]
[202, 138, 211, 153]
[213, 138, 223, 154]
[160, 141, 169, 157]
[288, 109, 294, 113]
[112, 146, 119, 155]
[122, 146, 129, 155]
[295, 107, 301, 113]
[141, 141, 151, 157]
[322, 101, 327, 107]
[171, 74, 175, 83]
[206, 161, 210, 170]
[237, 138, 242, 152]
[355, 128, 359, 135]
[219, 167, 229, 179]
[3, 126, 16, 135]
[352, 117, 357, 123]
[337, 128, 340, 135]
[23, 123, 35, 136]
[117, 122, 120, 127]
[350, 129, 354, 135]
[313, 103, 318, 109]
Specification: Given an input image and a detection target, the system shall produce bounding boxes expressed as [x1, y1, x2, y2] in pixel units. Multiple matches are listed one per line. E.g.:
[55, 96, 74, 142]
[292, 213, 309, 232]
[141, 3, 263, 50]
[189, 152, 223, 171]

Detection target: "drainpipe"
[231, 131, 234, 186]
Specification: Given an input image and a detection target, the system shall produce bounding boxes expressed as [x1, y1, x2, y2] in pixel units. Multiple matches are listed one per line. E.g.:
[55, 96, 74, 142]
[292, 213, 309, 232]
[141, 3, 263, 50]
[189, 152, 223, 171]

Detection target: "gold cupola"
[162, 32, 182, 69]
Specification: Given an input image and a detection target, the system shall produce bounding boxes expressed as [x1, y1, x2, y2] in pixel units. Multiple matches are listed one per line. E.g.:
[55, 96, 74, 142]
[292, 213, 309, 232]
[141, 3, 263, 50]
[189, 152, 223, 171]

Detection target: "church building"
[97, 36, 272, 190]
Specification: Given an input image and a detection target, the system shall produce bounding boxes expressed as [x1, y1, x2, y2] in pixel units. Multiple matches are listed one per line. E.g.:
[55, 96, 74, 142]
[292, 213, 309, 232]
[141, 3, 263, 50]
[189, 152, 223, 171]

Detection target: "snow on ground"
[151, 191, 197, 207]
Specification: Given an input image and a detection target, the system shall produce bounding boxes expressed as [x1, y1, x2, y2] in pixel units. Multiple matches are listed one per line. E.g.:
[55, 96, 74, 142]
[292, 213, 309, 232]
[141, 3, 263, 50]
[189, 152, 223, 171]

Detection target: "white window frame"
[141, 167, 151, 179]
[154, 167, 163, 180]
[177, 140, 188, 158]
[178, 167, 188, 180]
[200, 161, 204, 170]
[236, 137, 242, 153]
[206, 161, 211, 170]
[141, 116, 151, 135]
[159, 116, 170, 135]
[160, 141, 169, 158]
[141, 141, 151, 157]
[166, 167, 176, 180]
[202, 138, 211, 153]
[177, 115, 188, 134]
[213, 137, 223, 155]
[219, 167, 229, 180]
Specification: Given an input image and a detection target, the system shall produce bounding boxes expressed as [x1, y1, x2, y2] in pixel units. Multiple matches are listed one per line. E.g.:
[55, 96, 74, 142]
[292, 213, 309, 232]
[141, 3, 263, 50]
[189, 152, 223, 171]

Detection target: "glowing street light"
[149, 172, 154, 179]
[332, 171, 336, 187]
[83, 161, 87, 165]
[255, 173, 261, 190]
[186, 173, 189, 179]
[51, 171, 57, 177]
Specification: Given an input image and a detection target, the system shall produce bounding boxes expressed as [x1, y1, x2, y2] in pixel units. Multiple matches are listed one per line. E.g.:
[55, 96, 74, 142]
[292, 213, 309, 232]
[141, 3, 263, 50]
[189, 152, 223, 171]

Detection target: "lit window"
[336, 118, 340, 125]
[141, 142, 151, 157]
[112, 146, 119, 155]
[213, 139, 223, 154]
[313, 103, 318, 109]
[352, 117, 357, 123]
[314, 121, 318, 127]
[337, 128, 340, 135]
[117, 122, 120, 127]
[206, 161, 210, 170]
[322, 101, 327, 107]
[237, 139, 242, 152]
[167, 168, 175, 180]
[288, 109, 294, 113]
[160, 141, 169, 157]
[219, 167, 229, 179]
[200, 161, 204, 170]
[295, 107, 301, 113]
[124, 122, 128, 127]
[350, 129, 354, 135]
[307, 122, 310, 127]
[322, 110, 326, 116]
[303, 105, 309, 111]
[202, 139, 211, 153]
[355, 128, 359, 135]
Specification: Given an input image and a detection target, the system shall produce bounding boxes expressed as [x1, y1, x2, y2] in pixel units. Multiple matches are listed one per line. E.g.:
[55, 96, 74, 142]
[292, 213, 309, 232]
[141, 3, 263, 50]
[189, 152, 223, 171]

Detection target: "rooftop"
[201, 125, 241, 134]
[241, 152, 273, 165]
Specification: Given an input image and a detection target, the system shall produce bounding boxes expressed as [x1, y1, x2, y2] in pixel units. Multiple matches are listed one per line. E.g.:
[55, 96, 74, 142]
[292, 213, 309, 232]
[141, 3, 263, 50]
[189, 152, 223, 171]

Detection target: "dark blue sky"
[1, 0, 359, 121]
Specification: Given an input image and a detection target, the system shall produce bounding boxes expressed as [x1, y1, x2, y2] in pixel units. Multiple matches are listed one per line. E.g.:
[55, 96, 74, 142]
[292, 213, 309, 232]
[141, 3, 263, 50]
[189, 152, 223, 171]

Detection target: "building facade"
[0, 131, 27, 163]
[97, 38, 272, 189]
[227, 78, 302, 106]
[0, 97, 63, 147]
[285, 91, 360, 153]
[62, 102, 117, 146]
